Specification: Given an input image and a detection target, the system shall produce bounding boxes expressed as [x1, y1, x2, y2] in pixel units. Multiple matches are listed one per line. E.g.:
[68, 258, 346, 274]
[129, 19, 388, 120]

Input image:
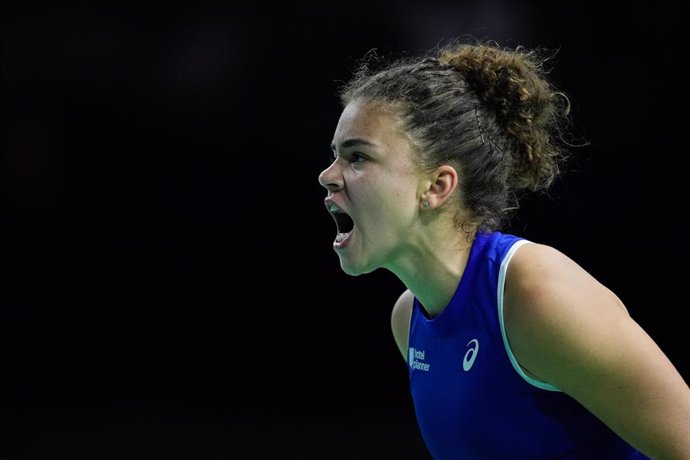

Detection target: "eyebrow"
[330, 138, 378, 152]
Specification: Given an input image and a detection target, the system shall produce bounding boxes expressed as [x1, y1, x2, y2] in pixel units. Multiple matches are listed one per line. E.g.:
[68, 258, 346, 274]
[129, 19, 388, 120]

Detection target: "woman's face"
[319, 99, 426, 276]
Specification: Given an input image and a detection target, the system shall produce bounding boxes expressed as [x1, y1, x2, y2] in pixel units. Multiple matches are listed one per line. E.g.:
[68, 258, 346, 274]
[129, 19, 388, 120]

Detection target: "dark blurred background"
[1, 1, 688, 458]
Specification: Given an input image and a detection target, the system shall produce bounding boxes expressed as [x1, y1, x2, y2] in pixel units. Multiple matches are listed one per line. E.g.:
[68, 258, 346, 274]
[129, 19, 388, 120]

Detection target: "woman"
[318, 39, 690, 459]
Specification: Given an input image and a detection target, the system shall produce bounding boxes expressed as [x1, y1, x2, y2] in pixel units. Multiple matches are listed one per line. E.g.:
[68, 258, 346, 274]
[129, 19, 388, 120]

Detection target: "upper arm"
[504, 243, 690, 459]
[391, 289, 414, 362]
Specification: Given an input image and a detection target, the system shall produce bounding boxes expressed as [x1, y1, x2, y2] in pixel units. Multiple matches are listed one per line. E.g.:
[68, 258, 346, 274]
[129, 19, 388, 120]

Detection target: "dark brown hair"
[338, 39, 574, 233]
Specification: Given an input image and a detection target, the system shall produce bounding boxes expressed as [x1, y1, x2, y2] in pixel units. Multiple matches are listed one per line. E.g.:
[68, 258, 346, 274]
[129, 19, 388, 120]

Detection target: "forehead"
[333, 99, 403, 145]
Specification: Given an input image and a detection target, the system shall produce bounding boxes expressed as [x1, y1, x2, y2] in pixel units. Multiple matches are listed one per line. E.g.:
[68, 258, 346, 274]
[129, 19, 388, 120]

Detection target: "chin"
[340, 263, 364, 277]
[339, 259, 376, 277]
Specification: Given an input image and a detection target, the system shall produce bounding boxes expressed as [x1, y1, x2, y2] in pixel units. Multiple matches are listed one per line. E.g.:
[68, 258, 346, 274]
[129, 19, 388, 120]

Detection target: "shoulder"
[505, 241, 627, 317]
[504, 242, 690, 457]
[392, 289, 414, 325]
[391, 289, 414, 361]
[502, 241, 633, 387]
[508, 241, 600, 290]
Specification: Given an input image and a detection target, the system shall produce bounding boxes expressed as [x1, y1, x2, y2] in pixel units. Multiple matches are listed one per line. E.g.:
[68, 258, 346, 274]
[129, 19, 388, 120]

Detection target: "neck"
[388, 227, 475, 318]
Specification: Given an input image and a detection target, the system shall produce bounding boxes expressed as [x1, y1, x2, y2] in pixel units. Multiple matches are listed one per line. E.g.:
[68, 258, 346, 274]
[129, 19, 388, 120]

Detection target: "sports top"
[407, 230, 649, 459]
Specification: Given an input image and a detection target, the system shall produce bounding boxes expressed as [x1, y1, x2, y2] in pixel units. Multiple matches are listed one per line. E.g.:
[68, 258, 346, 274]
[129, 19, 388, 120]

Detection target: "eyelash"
[330, 152, 366, 163]
[351, 152, 366, 163]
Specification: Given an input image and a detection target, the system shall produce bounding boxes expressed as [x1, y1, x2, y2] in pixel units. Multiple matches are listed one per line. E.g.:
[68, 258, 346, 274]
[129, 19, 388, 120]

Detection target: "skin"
[319, 97, 690, 460]
[503, 243, 690, 459]
[321, 98, 690, 459]
[320, 99, 470, 311]
[391, 245, 690, 459]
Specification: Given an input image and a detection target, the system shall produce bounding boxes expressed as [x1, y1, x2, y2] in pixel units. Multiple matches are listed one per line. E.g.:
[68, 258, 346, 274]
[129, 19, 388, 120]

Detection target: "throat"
[406, 240, 474, 318]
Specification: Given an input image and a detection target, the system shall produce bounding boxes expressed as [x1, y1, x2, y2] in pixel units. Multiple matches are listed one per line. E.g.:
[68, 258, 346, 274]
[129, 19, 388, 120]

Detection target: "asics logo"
[462, 339, 479, 371]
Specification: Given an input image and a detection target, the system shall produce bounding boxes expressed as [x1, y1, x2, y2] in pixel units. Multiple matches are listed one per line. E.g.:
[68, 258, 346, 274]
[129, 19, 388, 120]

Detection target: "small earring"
[422, 201, 430, 208]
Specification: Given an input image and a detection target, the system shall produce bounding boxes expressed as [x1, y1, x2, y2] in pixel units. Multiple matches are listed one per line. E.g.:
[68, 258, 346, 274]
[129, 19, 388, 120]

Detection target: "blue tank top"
[408, 230, 649, 459]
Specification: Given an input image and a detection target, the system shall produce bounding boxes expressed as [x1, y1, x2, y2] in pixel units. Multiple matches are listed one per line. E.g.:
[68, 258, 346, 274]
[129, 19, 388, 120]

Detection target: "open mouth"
[326, 201, 354, 245]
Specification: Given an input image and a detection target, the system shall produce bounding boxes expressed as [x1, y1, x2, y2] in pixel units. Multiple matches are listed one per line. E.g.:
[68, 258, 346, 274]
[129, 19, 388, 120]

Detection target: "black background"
[2, 1, 688, 459]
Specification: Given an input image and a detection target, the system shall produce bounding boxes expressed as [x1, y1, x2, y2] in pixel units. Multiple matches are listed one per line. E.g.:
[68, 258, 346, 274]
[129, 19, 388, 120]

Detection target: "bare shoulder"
[506, 241, 628, 320]
[508, 242, 625, 306]
[391, 289, 414, 361]
[503, 241, 631, 369]
[504, 241, 690, 457]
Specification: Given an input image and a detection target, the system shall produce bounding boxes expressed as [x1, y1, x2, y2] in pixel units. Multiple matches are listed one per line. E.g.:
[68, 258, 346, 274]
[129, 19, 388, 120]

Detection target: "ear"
[421, 165, 458, 209]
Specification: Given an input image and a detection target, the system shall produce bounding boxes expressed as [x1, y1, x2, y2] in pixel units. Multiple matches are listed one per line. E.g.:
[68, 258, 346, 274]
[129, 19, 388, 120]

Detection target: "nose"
[318, 159, 343, 192]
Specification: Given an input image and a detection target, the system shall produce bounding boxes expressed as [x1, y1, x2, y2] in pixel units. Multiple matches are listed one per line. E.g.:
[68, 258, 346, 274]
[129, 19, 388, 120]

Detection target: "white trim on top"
[497, 239, 561, 392]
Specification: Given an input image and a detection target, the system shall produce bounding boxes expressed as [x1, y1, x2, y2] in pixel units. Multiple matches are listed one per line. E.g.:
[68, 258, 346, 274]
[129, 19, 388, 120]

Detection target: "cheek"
[390, 176, 421, 206]
[351, 169, 418, 216]
[381, 183, 419, 222]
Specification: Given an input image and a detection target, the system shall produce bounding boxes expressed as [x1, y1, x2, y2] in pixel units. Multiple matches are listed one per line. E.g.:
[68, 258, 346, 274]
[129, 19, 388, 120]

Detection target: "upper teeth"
[327, 202, 343, 213]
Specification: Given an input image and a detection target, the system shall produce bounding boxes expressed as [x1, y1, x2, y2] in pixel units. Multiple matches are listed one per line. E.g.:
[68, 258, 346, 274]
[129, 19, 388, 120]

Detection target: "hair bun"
[439, 42, 570, 190]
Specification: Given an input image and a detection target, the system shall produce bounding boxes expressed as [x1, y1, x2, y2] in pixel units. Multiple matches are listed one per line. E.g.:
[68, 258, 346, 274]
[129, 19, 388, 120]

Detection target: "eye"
[328, 151, 368, 165]
[350, 152, 367, 163]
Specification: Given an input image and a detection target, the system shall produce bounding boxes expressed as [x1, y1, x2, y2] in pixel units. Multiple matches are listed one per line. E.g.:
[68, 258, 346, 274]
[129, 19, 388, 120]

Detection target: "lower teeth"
[335, 233, 348, 243]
